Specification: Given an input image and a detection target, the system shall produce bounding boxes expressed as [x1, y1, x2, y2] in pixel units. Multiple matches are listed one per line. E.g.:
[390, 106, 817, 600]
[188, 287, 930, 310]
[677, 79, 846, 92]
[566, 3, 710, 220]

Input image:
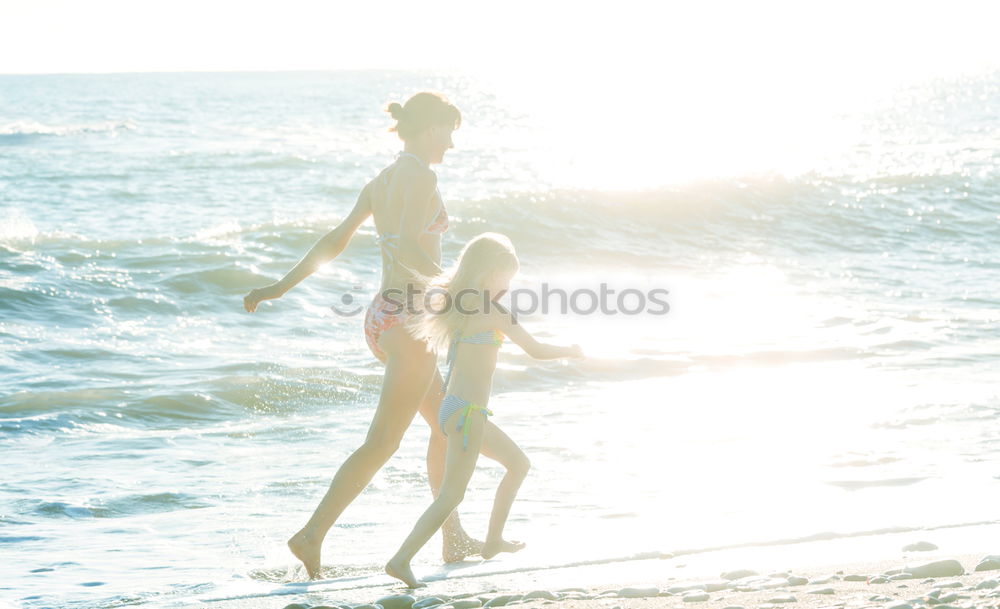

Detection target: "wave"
[0, 364, 381, 426]
[26, 492, 209, 520]
[0, 209, 40, 244]
[5, 166, 998, 263]
[158, 148, 334, 172]
[0, 120, 136, 143]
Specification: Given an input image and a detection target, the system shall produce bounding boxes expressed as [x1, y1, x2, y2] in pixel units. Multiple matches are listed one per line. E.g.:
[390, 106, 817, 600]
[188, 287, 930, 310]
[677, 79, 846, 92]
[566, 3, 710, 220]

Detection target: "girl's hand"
[244, 284, 282, 313]
[567, 344, 584, 359]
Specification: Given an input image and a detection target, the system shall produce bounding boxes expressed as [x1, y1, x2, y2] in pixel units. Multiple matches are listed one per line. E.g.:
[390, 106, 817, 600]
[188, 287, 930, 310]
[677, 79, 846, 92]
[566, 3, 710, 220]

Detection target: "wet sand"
[187, 524, 1000, 609]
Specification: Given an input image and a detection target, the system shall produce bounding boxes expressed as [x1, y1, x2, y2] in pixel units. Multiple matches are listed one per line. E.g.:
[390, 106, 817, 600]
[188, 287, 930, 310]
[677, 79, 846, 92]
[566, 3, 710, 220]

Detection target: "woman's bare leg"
[287, 327, 436, 579]
[386, 411, 486, 588]
[479, 421, 530, 559]
[416, 369, 485, 562]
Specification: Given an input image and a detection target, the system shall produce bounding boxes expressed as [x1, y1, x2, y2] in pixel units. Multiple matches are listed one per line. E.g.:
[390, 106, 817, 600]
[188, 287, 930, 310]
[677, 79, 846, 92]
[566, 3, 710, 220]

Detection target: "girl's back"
[442, 311, 506, 407]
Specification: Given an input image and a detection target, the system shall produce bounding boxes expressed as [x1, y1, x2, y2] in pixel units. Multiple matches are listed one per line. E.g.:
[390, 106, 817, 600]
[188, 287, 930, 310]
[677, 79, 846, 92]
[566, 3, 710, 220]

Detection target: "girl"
[385, 233, 584, 588]
[243, 92, 522, 578]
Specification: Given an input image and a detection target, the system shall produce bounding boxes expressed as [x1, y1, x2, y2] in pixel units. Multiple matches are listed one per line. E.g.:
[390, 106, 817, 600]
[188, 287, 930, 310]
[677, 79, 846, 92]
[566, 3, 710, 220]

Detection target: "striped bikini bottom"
[438, 394, 493, 450]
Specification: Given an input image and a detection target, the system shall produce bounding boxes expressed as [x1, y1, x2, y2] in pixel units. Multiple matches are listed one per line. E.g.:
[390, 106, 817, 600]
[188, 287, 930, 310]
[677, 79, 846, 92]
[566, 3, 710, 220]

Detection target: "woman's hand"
[566, 344, 585, 359]
[244, 284, 282, 313]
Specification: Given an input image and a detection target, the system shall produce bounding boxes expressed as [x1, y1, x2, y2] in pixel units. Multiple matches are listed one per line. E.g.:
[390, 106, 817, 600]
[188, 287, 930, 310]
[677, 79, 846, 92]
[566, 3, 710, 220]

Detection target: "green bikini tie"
[458, 402, 494, 450]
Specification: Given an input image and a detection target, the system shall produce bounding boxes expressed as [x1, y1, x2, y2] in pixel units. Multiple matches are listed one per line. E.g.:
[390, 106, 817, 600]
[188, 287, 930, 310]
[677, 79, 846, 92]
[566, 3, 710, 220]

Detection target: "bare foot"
[287, 529, 322, 580]
[442, 529, 485, 563]
[481, 538, 526, 560]
[385, 557, 425, 588]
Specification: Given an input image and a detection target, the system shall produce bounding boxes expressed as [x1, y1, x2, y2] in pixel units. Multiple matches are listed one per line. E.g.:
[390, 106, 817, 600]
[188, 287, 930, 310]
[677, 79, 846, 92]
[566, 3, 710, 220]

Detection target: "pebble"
[447, 602, 482, 609]
[722, 569, 758, 580]
[976, 556, 1000, 572]
[766, 595, 797, 603]
[868, 595, 892, 602]
[787, 576, 809, 586]
[936, 581, 963, 589]
[731, 576, 789, 591]
[378, 595, 416, 609]
[885, 603, 913, 609]
[704, 581, 730, 592]
[902, 560, 965, 578]
[666, 585, 706, 595]
[844, 575, 868, 582]
[975, 580, 999, 590]
[283, 605, 310, 609]
[889, 574, 914, 581]
[869, 577, 889, 584]
[522, 591, 557, 601]
[934, 593, 960, 603]
[720, 606, 745, 609]
[616, 587, 659, 598]
[415, 599, 446, 609]
[809, 575, 840, 585]
[809, 588, 836, 595]
[355, 605, 384, 609]
[903, 542, 939, 552]
[483, 595, 521, 608]
[682, 592, 710, 602]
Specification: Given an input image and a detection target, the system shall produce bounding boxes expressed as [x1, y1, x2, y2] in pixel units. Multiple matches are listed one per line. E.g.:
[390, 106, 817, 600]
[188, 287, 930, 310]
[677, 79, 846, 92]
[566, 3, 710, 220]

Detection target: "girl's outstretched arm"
[494, 310, 583, 360]
[244, 187, 372, 313]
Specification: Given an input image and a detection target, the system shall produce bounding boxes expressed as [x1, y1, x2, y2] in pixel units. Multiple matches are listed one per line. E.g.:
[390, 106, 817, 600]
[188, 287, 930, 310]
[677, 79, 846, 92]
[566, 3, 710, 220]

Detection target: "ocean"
[1, 70, 998, 609]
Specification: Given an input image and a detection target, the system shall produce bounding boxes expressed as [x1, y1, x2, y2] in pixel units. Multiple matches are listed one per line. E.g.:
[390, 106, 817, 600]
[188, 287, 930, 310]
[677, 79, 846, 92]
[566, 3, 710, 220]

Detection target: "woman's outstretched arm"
[244, 187, 372, 313]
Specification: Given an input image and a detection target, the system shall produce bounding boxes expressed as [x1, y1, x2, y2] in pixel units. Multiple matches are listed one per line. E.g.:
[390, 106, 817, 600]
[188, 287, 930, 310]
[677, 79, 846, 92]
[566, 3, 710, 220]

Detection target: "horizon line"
[0, 66, 474, 77]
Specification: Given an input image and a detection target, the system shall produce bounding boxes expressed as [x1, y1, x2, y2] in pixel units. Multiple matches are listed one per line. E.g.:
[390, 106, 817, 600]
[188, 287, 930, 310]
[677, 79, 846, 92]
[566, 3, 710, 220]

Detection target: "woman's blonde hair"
[408, 233, 519, 352]
[386, 91, 462, 141]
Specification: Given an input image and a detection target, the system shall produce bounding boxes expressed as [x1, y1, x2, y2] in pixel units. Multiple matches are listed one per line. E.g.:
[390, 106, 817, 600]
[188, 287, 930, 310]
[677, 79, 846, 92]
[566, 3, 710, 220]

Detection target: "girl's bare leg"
[416, 369, 485, 562]
[386, 411, 486, 588]
[479, 421, 530, 559]
[287, 327, 436, 579]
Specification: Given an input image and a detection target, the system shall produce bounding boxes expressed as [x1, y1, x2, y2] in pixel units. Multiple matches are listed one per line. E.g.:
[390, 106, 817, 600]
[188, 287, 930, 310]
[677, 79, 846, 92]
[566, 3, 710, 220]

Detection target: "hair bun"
[387, 102, 405, 120]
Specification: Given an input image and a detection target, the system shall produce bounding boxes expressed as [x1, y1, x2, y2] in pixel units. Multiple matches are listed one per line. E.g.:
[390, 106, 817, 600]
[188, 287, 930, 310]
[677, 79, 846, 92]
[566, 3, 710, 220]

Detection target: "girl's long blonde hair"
[408, 233, 519, 352]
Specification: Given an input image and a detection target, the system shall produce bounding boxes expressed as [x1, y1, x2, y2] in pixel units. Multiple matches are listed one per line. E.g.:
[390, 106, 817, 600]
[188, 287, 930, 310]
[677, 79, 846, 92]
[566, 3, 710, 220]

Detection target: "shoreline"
[182, 523, 1000, 609]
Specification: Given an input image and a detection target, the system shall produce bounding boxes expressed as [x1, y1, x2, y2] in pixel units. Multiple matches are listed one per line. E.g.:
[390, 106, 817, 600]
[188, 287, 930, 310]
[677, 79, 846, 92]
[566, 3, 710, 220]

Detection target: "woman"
[242, 92, 529, 580]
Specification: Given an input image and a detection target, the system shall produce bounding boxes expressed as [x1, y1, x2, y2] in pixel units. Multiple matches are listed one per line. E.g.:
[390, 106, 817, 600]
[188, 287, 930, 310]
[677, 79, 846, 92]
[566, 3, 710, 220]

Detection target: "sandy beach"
[184, 524, 1000, 609]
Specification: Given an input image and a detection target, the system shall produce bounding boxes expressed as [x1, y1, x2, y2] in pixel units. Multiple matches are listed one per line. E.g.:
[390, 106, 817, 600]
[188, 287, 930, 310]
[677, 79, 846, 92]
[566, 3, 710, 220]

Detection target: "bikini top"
[374, 152, 449, 270]
[441, 329, 505, 392]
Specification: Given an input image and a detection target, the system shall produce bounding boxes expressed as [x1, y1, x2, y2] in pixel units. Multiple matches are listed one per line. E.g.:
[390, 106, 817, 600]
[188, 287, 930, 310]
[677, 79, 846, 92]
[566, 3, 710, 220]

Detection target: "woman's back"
[368, 153, 448, 291]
